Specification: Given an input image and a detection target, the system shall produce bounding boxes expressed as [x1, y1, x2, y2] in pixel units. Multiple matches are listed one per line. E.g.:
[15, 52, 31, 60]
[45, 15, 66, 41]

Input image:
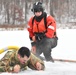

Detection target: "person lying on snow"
[0, 46, 45, 73]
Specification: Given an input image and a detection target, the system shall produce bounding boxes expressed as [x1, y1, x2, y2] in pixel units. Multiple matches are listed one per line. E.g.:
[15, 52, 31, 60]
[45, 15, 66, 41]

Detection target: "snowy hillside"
[0, 29, 76, 75]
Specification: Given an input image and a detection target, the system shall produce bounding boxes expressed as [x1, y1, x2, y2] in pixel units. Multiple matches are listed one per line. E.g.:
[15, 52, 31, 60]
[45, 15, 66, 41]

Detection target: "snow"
[0, 29, 76, 75]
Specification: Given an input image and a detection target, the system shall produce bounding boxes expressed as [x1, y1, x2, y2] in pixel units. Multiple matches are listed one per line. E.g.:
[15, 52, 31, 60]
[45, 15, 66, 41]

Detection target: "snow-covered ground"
[0, 29, 76, 75]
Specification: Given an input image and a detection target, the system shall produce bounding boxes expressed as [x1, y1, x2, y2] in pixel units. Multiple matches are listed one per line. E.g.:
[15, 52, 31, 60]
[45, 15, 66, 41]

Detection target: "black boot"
[46, 56, 54, 63]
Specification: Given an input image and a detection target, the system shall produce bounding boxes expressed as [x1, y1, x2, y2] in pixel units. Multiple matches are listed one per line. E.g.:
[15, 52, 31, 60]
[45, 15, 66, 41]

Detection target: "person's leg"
[51, 37, 58, 48]
[0, 66, 6, 72]
[41, 37, 57, 62]
[35, 42, 43, 60]
[31, 41, 43, 60]
[31, 42, 37, 54]
[44, 37, 58, 62]
[31, 37, 58, 62]
[43, 49, 54, 62]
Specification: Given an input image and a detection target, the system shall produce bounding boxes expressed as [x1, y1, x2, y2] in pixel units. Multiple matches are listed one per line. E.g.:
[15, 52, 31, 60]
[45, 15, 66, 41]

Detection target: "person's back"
[27, 2, 58, 62]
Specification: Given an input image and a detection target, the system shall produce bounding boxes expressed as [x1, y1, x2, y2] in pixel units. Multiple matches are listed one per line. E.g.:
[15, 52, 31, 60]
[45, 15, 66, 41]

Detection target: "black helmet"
[31, 2, 44, 13]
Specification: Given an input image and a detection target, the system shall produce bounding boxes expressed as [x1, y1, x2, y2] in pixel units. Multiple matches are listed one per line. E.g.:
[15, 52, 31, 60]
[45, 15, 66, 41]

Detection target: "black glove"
[31, 42, 36, 46]
[29, 37, 32, 40]
[35, 33, 46, 41]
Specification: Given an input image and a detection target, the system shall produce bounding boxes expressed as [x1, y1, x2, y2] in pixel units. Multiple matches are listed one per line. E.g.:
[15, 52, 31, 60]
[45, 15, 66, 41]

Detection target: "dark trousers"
[31, 37, 58, 61]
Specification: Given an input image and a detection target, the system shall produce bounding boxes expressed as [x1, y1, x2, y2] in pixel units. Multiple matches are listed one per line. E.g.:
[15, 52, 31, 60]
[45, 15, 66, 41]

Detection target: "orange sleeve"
[27, 17, 34, 38]
[45, 16, 56, 38]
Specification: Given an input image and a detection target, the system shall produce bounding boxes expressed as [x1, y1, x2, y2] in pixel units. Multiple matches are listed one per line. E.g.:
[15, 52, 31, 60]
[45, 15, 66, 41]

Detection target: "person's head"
[17, 47, 30, 64]
[31, 2, 44, 16]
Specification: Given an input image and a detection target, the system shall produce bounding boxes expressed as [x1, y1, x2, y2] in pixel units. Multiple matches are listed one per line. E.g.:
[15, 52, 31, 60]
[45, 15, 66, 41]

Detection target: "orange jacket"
[27, 15, 57, 39]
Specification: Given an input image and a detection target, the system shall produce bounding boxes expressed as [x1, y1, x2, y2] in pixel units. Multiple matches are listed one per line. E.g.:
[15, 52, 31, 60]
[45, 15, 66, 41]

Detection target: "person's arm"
[0, 51, 13, 72]
[45, 16, 56, 38]
[0, 65, 8, 72]
[35, 61, 45, 71]
[11, 64, 20, 73]
[8, 64, 27, 73]
[28, 53, 45, 70]
[0, 63, 21, 73]
[27, 17, 35, 41]
[0, 51, 20, 73]
[0, 57, 14, 72]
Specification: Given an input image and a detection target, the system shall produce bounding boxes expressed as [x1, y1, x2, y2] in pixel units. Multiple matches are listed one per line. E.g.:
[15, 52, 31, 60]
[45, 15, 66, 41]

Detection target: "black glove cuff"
[29, 37, 32, 41]
[31, 42, 36, 46]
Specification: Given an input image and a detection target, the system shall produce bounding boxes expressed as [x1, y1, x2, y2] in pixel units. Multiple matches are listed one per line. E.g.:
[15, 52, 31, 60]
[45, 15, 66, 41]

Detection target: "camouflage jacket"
[0, 50, 45, 72]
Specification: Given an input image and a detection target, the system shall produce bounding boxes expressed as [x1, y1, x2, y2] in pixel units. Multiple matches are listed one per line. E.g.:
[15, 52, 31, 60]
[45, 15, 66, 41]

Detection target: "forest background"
[0, 0, 76, 30]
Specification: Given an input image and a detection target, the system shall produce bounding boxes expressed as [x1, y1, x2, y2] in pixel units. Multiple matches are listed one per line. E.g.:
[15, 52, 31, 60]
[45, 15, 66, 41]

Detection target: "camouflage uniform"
[0, 50, 45, 72]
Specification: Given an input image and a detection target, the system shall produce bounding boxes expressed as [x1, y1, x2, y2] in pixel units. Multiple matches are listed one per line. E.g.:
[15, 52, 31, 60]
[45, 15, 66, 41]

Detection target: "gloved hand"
[35, 33, 46, 41]
[31, 42, 36, 46]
